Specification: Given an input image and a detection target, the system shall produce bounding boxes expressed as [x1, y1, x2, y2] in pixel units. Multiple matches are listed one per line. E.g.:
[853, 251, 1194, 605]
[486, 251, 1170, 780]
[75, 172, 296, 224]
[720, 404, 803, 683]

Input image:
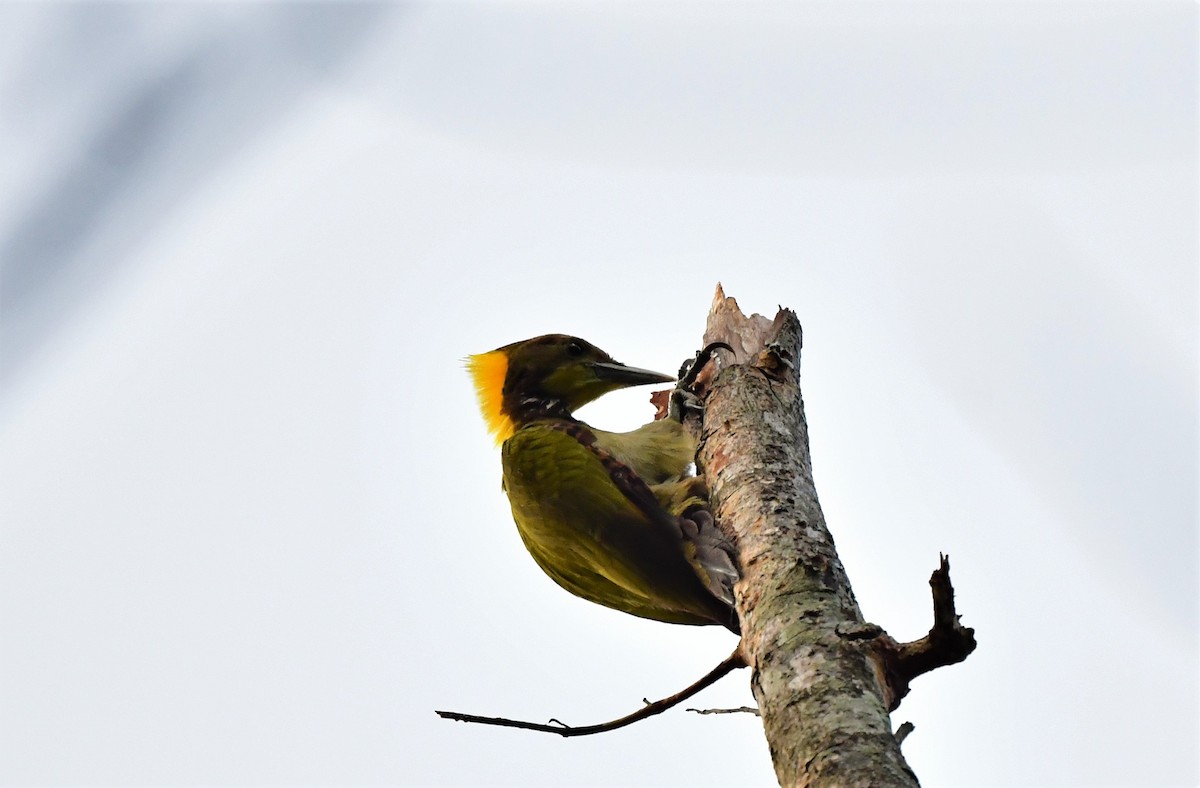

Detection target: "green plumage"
[469, 334, 739, 633]
[502, 423, 734, 628]
[592, 418, 696, 485]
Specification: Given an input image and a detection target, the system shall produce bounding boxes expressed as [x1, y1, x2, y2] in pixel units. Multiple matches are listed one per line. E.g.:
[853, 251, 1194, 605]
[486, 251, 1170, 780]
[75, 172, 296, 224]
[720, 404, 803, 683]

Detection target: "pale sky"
[1, 4, 1196, 787]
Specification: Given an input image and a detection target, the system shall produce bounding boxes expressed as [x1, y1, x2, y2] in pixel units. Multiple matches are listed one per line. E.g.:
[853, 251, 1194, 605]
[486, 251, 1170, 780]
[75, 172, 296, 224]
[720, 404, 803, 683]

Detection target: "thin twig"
[436, 648, 746, 737]
[686, 705, 760, 716]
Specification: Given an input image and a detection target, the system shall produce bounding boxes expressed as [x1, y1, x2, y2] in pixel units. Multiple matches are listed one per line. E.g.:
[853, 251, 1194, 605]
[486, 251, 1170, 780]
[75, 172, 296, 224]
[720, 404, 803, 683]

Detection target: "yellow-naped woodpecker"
[467, 334, 739, 633]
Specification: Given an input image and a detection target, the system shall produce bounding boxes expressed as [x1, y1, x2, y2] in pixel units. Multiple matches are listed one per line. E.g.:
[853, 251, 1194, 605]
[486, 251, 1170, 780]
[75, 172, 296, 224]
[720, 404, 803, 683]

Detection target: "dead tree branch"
[689, 285, 975, 786]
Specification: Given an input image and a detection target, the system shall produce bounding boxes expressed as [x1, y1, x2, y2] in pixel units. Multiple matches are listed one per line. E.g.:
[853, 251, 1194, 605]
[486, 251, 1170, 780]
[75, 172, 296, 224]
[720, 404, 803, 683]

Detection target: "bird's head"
[467, 334, 674, 444]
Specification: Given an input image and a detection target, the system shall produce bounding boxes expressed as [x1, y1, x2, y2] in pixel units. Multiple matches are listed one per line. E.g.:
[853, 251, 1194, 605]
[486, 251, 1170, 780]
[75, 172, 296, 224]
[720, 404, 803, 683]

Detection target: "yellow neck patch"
[466, 350, 515, 445]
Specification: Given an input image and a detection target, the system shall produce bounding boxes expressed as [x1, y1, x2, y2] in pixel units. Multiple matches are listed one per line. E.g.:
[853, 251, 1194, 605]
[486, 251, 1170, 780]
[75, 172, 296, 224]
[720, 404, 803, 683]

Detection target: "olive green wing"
[501, 422, 737, 630]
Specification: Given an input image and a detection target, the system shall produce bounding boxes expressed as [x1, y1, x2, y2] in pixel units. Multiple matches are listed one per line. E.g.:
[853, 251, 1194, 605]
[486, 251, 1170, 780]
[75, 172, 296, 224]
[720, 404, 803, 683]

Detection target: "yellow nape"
[466, 350, 514, 445]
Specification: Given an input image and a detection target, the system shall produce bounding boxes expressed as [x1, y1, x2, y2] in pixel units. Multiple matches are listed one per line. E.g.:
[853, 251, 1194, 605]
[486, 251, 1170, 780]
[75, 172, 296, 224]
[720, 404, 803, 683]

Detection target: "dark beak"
[590, 361, 675, 387]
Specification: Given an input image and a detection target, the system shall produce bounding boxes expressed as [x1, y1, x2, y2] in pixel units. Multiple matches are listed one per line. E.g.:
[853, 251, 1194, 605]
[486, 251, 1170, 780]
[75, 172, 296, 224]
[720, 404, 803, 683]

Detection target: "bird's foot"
[677, 342, 734, 390]
[670, 342, 733, 421]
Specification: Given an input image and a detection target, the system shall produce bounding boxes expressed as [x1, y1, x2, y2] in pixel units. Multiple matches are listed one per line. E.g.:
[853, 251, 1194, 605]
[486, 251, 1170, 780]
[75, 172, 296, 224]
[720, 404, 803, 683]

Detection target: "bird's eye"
[567, 341, 585, 357]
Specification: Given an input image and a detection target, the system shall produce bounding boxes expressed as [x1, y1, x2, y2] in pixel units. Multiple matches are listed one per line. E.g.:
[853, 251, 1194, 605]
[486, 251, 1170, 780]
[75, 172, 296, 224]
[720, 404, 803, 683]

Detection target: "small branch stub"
[873, 554, 978, 710]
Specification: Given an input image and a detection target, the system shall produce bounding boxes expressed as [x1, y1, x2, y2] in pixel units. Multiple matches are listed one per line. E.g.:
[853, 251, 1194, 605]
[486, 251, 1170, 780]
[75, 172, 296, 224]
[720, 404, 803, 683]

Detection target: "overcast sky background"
[0, 4, 1196, 787]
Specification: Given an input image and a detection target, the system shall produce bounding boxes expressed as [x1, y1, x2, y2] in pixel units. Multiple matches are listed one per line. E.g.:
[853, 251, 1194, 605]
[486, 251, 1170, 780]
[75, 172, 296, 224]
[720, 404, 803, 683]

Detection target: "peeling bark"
[689, 286, 966, 787]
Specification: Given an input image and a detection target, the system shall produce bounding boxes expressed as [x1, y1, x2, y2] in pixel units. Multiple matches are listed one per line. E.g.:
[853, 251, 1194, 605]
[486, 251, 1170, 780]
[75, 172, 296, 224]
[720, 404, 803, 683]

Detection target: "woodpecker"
[467, 334, 738, 633]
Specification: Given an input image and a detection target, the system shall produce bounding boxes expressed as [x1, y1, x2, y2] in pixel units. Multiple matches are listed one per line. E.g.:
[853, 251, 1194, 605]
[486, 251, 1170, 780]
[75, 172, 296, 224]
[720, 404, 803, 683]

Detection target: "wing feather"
[500, 422, 738, 631]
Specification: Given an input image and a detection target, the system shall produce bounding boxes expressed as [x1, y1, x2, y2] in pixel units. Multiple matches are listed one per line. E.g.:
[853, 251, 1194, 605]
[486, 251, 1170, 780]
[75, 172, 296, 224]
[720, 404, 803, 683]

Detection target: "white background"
[1, 4, 1195, 787]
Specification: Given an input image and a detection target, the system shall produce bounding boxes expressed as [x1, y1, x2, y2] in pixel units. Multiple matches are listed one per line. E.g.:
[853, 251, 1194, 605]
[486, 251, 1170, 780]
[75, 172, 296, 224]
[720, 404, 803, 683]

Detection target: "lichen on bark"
[693, 287, 932, 787]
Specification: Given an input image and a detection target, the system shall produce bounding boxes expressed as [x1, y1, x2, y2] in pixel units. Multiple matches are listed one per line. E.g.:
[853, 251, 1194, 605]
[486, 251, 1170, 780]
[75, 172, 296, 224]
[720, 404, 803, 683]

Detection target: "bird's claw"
[668, 388, 703, 422]
[671, 342, 734, 421]
[677, 342, 734, 390]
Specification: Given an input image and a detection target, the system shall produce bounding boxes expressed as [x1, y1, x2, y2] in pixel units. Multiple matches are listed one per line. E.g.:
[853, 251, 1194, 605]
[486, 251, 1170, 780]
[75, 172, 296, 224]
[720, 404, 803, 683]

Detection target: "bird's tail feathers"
[678, 510, 739, 609]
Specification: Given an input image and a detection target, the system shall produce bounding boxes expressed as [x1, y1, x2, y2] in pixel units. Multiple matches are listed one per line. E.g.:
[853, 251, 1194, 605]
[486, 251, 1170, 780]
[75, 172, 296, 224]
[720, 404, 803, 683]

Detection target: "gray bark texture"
[690, 287, 975, 787]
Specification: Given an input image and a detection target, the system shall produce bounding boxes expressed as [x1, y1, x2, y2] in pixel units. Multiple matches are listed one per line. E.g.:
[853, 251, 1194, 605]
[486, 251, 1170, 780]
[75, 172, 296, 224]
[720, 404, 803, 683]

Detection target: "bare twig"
[436, 649, 746, 737]
[686, 706, 761, 717]
[894, 721, 915, 745]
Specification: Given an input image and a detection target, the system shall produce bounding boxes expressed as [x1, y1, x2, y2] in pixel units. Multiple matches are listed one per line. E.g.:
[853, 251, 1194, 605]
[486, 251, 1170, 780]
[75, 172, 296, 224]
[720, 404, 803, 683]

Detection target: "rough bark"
[689, 286, 974, 787]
